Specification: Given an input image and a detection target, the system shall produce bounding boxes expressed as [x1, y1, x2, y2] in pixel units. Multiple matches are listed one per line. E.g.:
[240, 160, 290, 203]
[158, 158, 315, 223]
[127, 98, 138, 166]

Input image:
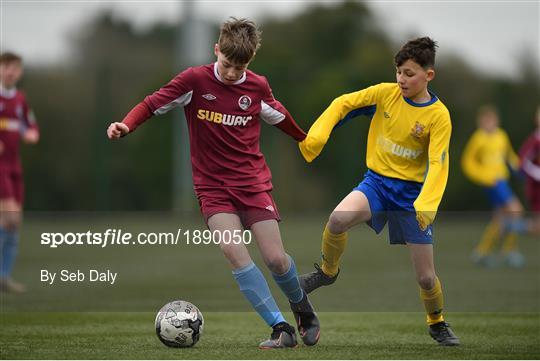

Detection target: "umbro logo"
[384, 112, 391, 118]
[202, 93, 216, 101]
[265, 205, 275, 212]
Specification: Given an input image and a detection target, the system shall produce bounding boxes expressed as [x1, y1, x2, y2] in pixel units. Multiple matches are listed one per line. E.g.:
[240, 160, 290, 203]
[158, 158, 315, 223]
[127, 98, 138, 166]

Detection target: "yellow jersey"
[461, 128, 519, 187]
[299, 82, 452, 228]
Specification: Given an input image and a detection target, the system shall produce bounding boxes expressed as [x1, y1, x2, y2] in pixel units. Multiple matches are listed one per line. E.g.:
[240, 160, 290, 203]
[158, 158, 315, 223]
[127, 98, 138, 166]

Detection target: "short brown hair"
[0, 52, 22, 65]
[218, 18, 261, 64]
[477, 104, 498, 118]
[394, 37, 437, 69]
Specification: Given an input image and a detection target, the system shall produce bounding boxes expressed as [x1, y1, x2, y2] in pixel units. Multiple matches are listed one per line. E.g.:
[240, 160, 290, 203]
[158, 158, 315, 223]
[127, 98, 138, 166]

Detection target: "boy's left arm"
[413, 114, 452, 230]
[519, 134, 540, 181]
[21, 96, 39, 144]
[260, 79, 306, 141]
[505, 133, 521, 172]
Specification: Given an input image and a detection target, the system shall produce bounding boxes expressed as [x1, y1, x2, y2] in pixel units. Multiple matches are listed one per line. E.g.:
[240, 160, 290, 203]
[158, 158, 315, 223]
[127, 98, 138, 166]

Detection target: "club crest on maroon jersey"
[238, 95, 251, 110]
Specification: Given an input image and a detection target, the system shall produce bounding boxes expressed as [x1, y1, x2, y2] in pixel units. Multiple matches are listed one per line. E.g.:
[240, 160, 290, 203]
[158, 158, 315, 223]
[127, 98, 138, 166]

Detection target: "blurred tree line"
[19, 1, 539, 212]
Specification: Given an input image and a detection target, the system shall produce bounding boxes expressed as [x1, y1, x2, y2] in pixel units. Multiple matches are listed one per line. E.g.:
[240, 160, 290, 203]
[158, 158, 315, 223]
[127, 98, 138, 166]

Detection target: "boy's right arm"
[107, 102, 152, 139]
[299, 85, 380, 162]
[107, 67, 195, 140]
[460, 132, 495, 186]
[460, 133, 477, 180]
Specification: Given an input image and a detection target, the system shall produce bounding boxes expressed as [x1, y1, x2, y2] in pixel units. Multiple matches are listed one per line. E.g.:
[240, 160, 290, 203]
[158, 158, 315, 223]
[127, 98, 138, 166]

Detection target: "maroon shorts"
[195, 186, 280, 229]
[0, 169, 24, 204]
[526, 181, 540, 212]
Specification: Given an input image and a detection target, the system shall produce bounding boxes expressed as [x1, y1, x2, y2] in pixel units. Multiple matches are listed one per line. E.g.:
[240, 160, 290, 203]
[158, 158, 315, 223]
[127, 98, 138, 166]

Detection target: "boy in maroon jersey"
[107, 18, 319, 348]
[0, 52, 39, 293]
[518, 106, 540, 235]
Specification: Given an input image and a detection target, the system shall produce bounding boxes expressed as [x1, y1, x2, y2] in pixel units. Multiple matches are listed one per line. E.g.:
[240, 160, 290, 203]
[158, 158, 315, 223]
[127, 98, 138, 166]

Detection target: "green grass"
[0, 213, 539, 358]
[1, 312, 538, 359]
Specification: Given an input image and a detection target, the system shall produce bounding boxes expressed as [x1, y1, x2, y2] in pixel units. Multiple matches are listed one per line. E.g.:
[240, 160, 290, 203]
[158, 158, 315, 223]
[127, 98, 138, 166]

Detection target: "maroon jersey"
[520, 130, 540, 183]
[0, 87, 38, 172]
[139, 63, 301, 190]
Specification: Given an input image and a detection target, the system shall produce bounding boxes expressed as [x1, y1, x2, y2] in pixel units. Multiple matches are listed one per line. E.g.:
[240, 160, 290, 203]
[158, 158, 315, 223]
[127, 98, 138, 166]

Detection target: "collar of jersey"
[403, 90, 438, 107]
[0, 84, 17, 98]
[213, 62, 247, 85]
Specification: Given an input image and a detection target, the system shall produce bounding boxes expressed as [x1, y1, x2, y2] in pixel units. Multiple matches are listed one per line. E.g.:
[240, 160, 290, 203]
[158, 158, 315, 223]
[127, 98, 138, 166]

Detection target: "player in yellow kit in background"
[462, 105, 525, 268]
[297, 37, 460, 346]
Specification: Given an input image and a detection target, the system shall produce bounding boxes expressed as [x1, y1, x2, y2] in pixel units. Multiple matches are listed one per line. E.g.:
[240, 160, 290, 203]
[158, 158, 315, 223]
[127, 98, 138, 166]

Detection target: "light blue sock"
[233, 262, 285, 327]
[504, 218, 528, 234]
[511, 219, 528, 234]
[272, 254, 303, 303]
[0, 228, 18, 278]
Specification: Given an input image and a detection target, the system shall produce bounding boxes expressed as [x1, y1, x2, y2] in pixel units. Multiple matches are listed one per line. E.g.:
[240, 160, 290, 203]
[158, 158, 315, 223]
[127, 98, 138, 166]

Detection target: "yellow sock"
[321, 225, 348, 277]
[475, 220, 501, 255]
[501, 232, 518, 253]
[419, 277, 445, 325]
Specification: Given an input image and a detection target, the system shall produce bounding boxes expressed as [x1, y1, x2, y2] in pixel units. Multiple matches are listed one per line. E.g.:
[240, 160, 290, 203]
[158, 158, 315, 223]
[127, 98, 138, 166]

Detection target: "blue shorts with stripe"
[353, 170, 433, 245]
[484, 180, 514, 208]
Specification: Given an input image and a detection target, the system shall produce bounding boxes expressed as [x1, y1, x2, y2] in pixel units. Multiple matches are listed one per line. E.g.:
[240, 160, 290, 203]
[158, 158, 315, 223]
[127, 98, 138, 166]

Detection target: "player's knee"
[219, 243, 243, 264]
[417, 274, 436, 290]
[506, 199, 524, 216]
[531, 218, 540, 235]
[264, 253, 289, 274]
[1, 212, 21, 231]
[219, 242, 253, 269]
[327, 212, 351, 234]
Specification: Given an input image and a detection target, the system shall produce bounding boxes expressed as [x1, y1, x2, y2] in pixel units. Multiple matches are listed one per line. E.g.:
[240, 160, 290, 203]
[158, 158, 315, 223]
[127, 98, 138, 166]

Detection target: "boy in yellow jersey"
[462, 105, 525, 268]
[298, 37, 459, 346]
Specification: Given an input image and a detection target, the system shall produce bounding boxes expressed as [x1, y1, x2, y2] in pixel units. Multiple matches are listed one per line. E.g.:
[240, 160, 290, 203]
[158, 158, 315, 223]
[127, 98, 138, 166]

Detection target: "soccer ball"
[155, 300, 204, 348]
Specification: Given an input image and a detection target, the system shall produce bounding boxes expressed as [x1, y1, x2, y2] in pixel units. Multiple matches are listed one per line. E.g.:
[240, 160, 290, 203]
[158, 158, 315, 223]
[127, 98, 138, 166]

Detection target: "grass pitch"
[1, 312, 538, 359]
[1, 213, 539, 359]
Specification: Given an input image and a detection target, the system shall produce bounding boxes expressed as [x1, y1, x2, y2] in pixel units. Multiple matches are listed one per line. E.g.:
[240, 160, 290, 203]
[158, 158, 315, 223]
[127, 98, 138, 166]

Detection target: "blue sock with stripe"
[272, 254, 303, 303]
[0, 228, 18, 278]
[233, 262, 285, 327]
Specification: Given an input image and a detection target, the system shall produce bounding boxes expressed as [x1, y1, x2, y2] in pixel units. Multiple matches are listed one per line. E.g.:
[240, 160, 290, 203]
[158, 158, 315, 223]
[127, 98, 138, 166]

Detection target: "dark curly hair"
[394, 37, 438, 69]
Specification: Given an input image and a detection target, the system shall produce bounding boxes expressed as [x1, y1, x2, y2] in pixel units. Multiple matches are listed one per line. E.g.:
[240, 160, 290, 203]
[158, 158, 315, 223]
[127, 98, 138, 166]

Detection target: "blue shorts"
[485, 180, 514, 208]
[353, 170, 433, 245]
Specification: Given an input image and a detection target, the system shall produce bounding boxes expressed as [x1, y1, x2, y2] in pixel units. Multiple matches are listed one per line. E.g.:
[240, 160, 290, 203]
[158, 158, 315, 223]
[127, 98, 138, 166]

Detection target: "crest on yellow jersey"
[410, 121, 425, 139]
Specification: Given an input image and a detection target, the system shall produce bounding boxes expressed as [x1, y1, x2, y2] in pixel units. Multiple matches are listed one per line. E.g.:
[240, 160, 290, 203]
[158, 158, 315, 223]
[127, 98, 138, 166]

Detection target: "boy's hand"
[22, 128, 39, 144]
[415, 211, 433, 231]
[298, 139, 316, 163]
[107, 122, 129, 139]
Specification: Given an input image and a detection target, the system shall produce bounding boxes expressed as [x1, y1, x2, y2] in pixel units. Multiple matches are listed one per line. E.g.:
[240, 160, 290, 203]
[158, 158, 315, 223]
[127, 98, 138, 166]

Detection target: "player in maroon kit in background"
[107, 18, 320, 349]
[0, 52, 39, 293]
[518, 106, 540, 235]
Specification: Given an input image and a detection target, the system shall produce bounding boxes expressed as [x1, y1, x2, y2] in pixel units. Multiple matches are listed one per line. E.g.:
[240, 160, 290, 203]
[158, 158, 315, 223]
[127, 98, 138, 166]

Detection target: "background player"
[0, 52, 40, 293]
[461, 105, 525, 268]
[296, 37, 460, 346]
[518, 106, 540, 235]
[107, 18, 319, 349]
